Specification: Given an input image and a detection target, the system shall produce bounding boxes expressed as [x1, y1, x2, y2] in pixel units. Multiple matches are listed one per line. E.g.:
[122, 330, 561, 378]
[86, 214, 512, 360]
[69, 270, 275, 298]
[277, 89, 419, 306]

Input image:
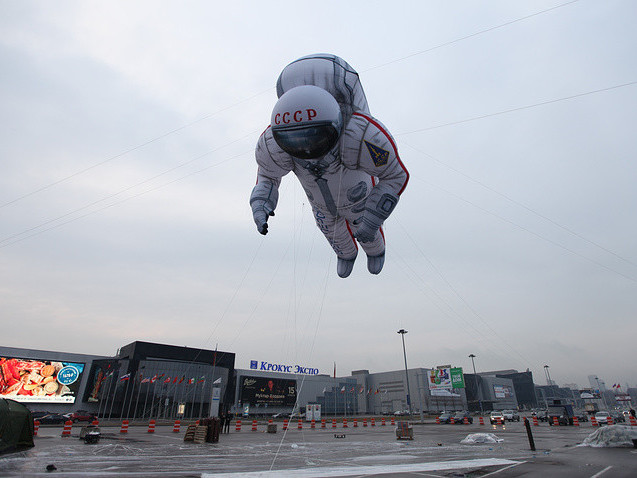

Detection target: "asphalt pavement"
[1, 419, 636, 477]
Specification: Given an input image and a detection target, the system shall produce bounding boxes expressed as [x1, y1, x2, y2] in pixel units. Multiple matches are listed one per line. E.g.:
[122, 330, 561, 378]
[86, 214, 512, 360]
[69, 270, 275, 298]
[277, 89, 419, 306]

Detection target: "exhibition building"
[0, 341, 526, 419]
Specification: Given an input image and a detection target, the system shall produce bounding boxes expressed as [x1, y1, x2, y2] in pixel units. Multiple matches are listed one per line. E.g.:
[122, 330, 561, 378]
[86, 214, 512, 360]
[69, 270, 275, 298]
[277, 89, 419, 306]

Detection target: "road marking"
[481, 461, 527, 477]
[201, 458, 519, 477]
[590, 466, 613, 478]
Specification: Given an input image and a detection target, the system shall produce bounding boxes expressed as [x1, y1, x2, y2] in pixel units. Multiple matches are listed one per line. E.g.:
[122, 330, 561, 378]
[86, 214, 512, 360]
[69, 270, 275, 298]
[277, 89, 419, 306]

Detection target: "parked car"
[502, 410, 520, 422]
[31, 411, 51, 420]
[438, 412, 454, 424]
[594, 411, 624, 424]
[38, 413, 68, 425]
[70, 410, 96, 423]
[532, 409, 548, 422]
[452, 411, 473, 424]
[490, 411, 504, 424]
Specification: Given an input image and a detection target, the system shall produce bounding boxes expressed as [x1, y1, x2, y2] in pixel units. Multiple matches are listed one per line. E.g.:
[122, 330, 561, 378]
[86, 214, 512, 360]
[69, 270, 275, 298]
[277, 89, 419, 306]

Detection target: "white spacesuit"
[250, 54, 409, 278]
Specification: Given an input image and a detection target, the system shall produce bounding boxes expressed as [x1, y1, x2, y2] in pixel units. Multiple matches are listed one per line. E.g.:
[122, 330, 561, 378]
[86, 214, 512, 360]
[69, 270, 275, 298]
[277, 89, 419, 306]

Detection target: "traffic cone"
[353, 419, 358, 428]
[371, 418, 376, 427]
[450, 417, 455, 425]
[532, 416, 539, 426]
[297, 419, 302, 429]
[283, 419, 288, 431]
[629, 415, 637, 426]
[591, 416, 598, 427]
[251, 420, 257, 431]
[391, 417, 395, 426]
[33, 420, 40, 437]
[479, 416, 485, 426]
[235, 419, 241, 432]
[332, 419, 337, 428]
[343, 418, 348, 428]
[463, 417, 469, 425]
[607, 416, 614, 426]
[120, 419, 129, 433]
[172, 420, 181, 433]
[363, 418, 367, 427]
[321, 418, 326, 428]
[496, 417, 502, 426]
[91, 419, 99, 426]
[311, 419, 316, 429]
[381, 418, 386, 426]
[552, 416, 559, 426]
[61, 420, 72, 437]
[147, 419, 156, 433]
[436, 416, 440, 425]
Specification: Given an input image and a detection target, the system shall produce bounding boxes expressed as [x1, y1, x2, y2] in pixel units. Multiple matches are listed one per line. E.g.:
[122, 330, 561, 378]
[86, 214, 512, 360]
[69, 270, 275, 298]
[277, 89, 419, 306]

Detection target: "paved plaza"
[1, 419, 636, 477]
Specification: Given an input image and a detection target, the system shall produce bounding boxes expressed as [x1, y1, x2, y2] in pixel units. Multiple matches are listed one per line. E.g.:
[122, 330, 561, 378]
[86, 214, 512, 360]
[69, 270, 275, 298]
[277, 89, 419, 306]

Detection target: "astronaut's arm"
[250, 172, 281, 235]
[249, 131, 291, 235]
[354, 119, 409, 242]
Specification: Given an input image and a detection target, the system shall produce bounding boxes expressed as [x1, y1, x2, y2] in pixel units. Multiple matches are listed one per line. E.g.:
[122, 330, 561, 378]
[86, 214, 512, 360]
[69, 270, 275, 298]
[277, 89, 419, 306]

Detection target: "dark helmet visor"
[272, 122, 339, 159]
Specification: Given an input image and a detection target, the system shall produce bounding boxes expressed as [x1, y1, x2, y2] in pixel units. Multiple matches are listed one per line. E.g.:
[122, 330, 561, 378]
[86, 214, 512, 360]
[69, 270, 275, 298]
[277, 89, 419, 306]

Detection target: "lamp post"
[469, 354, 483, 413]
[397, 329, 413, 417]
[595, 377, 609, 410]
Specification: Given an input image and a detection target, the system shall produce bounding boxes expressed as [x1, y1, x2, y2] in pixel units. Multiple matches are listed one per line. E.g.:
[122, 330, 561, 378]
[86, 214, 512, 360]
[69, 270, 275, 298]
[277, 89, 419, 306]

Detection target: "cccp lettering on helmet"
[274, 109, 317, 125]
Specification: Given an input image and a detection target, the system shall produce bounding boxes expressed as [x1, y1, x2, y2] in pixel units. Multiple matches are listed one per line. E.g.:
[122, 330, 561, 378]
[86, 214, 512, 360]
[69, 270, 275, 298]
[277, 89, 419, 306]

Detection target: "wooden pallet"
[193, 425, 208, 444]
[183, 424, 197, 442]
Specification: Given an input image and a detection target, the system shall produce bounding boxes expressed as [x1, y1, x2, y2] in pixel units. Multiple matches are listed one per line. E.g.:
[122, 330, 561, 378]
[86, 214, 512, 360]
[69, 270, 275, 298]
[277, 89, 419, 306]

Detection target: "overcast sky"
[1, 1, 636, 391]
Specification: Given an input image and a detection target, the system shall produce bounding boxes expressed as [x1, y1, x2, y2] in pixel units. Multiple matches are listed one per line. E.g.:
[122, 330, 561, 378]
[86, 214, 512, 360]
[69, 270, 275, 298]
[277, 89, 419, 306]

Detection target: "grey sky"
[1, 1, 636, 390]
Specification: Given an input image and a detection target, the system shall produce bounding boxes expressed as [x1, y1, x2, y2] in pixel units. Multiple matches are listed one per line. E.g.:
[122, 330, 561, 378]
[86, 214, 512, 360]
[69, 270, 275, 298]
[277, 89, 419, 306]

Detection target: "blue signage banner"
[249, 360, 319, 375]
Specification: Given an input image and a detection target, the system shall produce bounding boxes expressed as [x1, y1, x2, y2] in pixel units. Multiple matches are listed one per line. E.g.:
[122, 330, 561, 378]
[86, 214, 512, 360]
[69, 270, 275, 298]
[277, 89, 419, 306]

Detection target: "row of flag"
[118, 373, 222, 385]
[323, 386, 388, 395]
[611, 383, 623, 389]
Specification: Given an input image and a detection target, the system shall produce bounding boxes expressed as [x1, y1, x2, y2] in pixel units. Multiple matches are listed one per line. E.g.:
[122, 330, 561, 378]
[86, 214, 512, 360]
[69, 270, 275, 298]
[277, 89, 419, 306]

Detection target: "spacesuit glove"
[354, 216, 380, 243]
[252, 203, 275, 235]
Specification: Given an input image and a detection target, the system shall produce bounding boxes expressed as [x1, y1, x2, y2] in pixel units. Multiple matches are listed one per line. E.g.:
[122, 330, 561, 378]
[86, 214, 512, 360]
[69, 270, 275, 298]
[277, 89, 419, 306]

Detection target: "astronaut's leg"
[312, 207, 358, 278]
[344, 208, 386, 274]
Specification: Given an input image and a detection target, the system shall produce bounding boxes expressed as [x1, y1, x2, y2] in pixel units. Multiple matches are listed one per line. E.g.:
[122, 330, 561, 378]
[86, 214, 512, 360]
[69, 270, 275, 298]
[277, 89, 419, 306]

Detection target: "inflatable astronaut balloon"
[250, 54, 409, 278]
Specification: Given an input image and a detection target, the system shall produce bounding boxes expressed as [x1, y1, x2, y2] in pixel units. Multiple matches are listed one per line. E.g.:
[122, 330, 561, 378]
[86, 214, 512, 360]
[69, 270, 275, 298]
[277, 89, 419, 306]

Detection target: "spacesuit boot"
[367, 253, 385, 275]
[337, 256, 357, 278]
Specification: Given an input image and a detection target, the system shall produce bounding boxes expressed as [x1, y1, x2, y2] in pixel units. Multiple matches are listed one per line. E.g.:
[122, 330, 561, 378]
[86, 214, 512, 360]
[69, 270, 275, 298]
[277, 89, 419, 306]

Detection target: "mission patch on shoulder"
[364, 140, 390, 167]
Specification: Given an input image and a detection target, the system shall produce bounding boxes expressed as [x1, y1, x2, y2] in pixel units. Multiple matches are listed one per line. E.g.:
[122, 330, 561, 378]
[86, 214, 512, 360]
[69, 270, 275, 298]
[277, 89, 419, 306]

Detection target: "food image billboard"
[0, 356, 85, 403]
[428, 367, 465, 391]
[240, 376, 297, 407]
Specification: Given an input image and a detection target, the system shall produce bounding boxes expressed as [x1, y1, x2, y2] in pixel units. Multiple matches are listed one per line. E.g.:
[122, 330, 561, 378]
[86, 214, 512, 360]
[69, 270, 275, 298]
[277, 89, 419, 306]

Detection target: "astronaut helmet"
[271, 85, 343, 159]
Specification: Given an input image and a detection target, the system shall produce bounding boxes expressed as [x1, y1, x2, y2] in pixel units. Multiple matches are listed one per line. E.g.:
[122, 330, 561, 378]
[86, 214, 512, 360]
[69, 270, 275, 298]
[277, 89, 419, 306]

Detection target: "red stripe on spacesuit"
[352, 112, 409, 195]
[345, 220, 359, 251]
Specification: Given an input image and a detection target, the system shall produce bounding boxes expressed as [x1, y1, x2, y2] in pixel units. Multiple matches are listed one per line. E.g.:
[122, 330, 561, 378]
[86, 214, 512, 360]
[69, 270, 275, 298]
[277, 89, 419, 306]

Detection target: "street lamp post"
[469, 354, 483, 413]
[543, 365, 552, 386]
[595, 377, 609, 410]
[397, 329, 413, 417]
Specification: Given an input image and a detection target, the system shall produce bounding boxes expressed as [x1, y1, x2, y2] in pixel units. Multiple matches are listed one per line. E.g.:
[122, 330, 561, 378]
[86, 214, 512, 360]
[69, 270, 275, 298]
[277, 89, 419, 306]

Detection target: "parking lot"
[1, 418, 636, 477]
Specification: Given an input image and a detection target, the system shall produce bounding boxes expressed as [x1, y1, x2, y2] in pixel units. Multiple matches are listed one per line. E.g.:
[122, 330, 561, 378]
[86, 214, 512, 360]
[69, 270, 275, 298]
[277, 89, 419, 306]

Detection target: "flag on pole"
[164, 376, 171, 383]
[340, 386, 345, 393]
[350, 387, 355, 393]
[178, 376, 185, 384]
[188, 378, 194, 384]
[173, 376, 178, 384]
[213, 377, 222, 384]
[322, 387, 326, 393]
[197, 376, 205, 384]
[151, 375, 158, 383]
[333, 362, 336, 379]
[120, 373, 131, 382]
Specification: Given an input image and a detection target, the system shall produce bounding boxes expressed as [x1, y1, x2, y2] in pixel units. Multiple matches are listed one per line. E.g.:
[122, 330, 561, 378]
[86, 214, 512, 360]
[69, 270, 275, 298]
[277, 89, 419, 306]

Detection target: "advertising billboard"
[240, 375, 297, 407]
[0, 356, 85, 404]
[493, 385, 514, 399]
[84, 360, 119, 403]
[428, 367, 465, 391]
